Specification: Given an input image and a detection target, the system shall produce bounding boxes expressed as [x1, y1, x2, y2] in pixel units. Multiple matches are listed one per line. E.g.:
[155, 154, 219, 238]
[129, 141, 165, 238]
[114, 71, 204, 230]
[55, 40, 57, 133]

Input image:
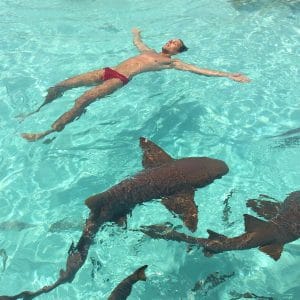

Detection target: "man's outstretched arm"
[132, 28, 154, 52]
[172, 59, 250, 83]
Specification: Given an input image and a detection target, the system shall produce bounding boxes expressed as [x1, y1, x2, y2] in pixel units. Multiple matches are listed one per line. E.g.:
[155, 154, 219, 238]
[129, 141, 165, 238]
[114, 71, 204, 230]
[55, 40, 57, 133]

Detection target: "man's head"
[162, 39, 188, 55]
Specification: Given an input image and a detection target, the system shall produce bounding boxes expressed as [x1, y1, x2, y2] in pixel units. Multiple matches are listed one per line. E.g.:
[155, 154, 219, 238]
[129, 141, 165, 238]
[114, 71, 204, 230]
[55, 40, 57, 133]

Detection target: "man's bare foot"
[229, 73, 251, 83]
[45, 87, 64, 103]
[21, 129, 55, 142]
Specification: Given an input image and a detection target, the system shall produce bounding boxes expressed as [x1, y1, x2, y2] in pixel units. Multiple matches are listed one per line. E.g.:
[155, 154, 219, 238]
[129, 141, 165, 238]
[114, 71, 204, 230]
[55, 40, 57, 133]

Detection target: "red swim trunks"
[102, 67, 129, 85]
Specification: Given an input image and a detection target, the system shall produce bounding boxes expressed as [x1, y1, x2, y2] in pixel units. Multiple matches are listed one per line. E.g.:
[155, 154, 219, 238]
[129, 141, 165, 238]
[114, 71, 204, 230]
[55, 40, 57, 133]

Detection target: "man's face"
[162, 39, 183, 55]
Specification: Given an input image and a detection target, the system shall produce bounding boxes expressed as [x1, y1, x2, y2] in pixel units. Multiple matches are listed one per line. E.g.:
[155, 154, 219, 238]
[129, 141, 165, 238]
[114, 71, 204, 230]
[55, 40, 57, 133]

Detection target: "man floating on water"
[21, 28, 250, 141]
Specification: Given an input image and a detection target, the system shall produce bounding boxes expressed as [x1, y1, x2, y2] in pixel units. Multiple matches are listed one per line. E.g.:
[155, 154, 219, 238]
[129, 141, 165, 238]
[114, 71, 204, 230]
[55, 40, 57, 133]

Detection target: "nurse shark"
[141, 191, 300, 261]
[84, 137, 229, 232]
[108, 265, 148, 300]
[0, 137, 228, 299]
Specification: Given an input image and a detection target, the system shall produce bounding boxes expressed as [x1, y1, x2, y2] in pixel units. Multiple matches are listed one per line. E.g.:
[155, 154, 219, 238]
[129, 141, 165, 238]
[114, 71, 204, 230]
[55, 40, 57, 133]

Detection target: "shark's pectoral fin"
[259, 244, 283, 261]
[139, 137, 174, 168]
[246, 199, 282, 220]
[243, 214, 283, 260]
[203, 249, 215, 257]
[243, 214, 270, 232]
[162, 190, 198, 232]
[115, 215, 128, 229]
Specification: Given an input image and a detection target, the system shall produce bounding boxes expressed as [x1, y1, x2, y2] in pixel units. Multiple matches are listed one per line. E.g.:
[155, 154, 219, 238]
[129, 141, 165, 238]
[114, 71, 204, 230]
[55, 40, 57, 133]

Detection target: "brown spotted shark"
[108, 265, 148, 300]
[0, 137, 228, 299]
[141, 191, 300, 261]
[85, 137, 228, 232]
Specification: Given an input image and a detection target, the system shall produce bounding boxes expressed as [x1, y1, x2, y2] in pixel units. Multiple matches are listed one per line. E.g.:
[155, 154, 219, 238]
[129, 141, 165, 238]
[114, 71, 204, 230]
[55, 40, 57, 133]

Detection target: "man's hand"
[229, 73, 251, 83]
[132, 28, 141, 35]
[132, 28, 153, 52]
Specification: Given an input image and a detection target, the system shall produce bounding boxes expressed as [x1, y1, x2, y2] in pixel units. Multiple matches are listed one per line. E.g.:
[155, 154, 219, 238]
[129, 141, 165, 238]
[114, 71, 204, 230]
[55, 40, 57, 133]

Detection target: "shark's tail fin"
[134, 265, 148, 281]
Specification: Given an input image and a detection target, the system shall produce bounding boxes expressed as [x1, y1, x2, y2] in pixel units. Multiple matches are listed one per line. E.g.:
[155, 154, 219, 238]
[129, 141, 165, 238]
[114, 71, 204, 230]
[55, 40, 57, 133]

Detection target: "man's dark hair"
[178, 39, 188, 53]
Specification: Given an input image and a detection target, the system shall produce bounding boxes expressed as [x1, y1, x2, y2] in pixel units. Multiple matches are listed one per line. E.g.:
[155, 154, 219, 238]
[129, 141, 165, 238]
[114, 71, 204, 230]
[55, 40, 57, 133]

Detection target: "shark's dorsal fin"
[161, 190, 198, 232]
[243, 214, 269, 232]
[246, 199, 282, 220]
[139, 137, 173, 169]
[207, 229, 227, 240]
[259, 244, 283, 261]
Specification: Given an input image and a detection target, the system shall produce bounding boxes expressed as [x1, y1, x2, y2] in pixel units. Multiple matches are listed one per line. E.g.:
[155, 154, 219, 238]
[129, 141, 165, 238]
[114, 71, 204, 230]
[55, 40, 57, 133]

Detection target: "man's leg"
[16, 69, 106, 122]
[21, 79, 124, 141]
[45, 69, 105, 104]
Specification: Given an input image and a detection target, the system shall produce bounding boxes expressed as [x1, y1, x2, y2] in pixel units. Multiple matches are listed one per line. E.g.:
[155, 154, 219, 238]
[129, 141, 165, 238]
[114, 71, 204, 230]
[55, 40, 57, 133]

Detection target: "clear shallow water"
[0, 0, 299, 299]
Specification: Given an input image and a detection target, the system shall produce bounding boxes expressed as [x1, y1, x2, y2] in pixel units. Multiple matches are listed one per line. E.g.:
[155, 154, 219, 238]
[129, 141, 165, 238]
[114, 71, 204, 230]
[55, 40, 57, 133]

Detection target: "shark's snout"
[220, 160, 229, 176]
[212, 159, 229, 178]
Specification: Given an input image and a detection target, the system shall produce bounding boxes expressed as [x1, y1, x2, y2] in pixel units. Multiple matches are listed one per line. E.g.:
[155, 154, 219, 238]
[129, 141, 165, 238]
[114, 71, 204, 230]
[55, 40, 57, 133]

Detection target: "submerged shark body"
[1, 137, 228, 299]
[86, 137, 229, 232]
[203, 191, 300, 260]
[108, 265, 148, 300]
[142, 191, 300, 261]
[0, 221, 35, 231]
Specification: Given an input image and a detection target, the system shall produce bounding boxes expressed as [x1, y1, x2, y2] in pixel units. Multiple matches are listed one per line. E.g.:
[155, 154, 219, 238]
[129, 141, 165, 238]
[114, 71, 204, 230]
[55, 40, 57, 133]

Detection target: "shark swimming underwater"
[141, 191, 300, 261]
[108, 265, 148, 300]
[85, 137, 229, 232]
[0, 137, 228, 299]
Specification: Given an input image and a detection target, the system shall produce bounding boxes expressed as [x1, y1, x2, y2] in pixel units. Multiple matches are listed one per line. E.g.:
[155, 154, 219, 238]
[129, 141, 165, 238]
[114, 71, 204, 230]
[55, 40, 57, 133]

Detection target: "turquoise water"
[0, 0, 299, 299]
